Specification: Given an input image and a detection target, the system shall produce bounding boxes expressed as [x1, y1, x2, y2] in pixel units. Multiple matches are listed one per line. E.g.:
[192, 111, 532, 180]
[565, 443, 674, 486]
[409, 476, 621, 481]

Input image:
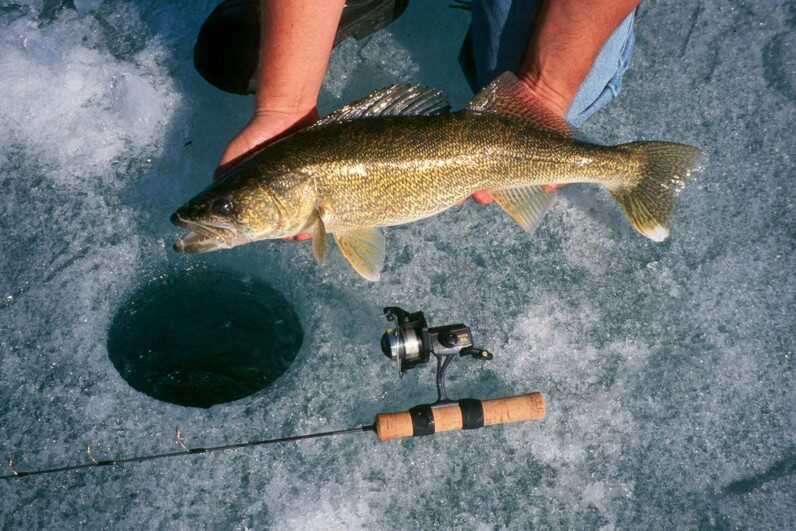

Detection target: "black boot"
[194, 0, 410, 95]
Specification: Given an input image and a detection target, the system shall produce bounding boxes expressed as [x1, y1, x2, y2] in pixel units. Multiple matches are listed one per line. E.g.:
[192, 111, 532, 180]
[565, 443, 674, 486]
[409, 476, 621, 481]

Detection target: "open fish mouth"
[171, 212, 239, 254]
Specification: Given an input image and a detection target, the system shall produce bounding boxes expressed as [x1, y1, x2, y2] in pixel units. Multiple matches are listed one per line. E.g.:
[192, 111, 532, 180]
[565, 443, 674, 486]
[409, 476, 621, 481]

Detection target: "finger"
[218, 133, 252, 167]
[472, 190, 494, 204]
[214, 108, 320, 182]
[214, 161, 233, 181]
[281, 232, 312, 241]
[215, 138, 252, 180]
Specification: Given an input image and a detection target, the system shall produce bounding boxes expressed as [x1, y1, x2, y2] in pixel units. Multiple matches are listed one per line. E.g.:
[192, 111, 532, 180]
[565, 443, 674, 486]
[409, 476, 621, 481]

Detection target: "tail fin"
[611, 141, 703, 242]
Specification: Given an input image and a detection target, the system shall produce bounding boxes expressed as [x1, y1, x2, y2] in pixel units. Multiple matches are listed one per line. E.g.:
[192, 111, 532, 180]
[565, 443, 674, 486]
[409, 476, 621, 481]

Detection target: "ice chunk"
[324, 38, 361, 99]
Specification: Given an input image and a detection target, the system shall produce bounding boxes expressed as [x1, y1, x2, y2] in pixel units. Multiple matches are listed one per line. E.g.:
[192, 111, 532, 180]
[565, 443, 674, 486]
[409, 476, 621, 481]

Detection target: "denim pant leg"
[469, 0, 636, 128]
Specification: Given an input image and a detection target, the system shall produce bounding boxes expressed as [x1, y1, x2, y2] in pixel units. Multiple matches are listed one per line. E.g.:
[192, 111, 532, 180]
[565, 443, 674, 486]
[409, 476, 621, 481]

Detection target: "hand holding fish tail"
[473, 0, 642, 201]
[475, 0, 643, 200]
[470, 75, 571, 204]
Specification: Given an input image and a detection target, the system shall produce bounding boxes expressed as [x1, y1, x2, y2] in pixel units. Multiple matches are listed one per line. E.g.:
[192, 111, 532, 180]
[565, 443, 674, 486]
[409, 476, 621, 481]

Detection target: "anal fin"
[491, 186, 554, 234]
[334, 227, 386, 281]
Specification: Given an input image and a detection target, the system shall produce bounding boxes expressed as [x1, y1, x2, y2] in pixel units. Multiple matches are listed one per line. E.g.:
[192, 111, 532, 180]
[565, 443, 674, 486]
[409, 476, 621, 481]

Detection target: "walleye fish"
[172, 72, 702, 281]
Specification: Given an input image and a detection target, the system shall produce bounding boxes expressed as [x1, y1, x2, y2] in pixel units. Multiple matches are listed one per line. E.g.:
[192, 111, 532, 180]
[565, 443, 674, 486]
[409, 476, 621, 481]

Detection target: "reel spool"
[381, 306, 494, 402]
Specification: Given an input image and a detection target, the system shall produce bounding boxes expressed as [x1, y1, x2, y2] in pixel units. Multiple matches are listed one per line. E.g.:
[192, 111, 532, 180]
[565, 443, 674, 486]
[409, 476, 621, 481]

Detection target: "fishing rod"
[2, 307, 545, 480]
[2, 426, 373, 480]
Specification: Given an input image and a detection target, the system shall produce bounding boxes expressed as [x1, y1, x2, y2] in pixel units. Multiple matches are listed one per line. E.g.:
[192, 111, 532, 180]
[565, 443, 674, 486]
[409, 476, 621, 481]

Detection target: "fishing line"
[3, 426, 373, 480]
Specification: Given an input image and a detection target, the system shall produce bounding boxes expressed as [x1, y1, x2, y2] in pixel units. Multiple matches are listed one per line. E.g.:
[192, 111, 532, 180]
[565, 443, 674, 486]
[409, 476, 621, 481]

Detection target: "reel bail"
[381, 306, 493, 403]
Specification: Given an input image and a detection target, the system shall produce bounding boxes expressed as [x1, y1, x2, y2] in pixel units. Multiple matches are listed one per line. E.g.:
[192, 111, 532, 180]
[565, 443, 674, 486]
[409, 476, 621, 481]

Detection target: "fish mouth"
[171, 212, 242, 254]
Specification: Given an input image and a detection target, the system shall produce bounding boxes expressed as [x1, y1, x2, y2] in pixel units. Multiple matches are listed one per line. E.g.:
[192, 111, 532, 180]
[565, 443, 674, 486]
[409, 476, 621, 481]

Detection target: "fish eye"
[211, 197, 234, 216]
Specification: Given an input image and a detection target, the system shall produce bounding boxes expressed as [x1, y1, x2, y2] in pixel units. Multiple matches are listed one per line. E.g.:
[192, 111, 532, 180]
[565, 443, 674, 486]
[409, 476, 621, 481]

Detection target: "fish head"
[171, 172, 307, 254]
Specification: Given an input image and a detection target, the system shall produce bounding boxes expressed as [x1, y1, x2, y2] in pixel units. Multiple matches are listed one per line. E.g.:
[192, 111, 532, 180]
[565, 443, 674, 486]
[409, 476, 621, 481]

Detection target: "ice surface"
[73, 0, 104, 15]
[0, 0, 794, 529]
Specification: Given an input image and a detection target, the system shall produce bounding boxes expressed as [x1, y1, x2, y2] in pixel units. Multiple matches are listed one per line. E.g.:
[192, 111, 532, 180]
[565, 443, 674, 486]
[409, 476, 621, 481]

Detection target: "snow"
[0, 0, 793, 529]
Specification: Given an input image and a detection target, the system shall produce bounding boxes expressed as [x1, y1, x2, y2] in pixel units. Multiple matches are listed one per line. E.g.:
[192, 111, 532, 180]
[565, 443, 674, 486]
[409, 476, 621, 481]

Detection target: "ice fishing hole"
[107, 271, 303, 408]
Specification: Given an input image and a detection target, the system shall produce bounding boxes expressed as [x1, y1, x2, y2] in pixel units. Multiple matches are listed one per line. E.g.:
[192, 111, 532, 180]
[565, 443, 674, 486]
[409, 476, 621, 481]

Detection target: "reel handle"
[374, 392, 545, 442]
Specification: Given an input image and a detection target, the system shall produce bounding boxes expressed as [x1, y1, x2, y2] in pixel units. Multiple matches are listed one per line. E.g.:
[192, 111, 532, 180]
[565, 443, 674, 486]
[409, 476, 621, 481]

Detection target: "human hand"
[470, 74, 570, 205]
[215, 108, 319, 180]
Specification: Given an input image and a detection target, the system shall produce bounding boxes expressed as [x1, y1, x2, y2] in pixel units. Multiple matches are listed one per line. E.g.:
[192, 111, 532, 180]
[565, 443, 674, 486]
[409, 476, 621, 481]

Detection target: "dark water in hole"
[107, 270, 303, 408]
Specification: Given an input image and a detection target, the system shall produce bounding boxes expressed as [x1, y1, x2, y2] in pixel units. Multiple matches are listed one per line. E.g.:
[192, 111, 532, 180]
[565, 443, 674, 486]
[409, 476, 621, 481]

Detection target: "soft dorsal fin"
[312, 84, 450, 128]
[491, 186, 554, 234]
[334, 227, 386, 281]
[464, 72, 571, 135]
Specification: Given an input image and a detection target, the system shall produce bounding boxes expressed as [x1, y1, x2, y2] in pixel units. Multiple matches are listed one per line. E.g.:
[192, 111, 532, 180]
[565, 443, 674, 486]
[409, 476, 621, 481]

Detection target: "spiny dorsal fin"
[491, 186, 555, 234]
[465, 72, 571, 135]
[334, 227, 385, 281]
[313, 84, 450, 128]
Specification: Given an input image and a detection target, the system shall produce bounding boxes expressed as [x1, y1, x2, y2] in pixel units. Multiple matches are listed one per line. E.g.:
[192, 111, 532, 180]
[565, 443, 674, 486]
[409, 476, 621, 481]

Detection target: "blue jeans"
[468, 0, 636, 128]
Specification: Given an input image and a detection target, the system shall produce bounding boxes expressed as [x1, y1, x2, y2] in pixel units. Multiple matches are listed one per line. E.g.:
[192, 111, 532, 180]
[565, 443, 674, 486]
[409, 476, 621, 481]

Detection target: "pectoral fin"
[334, 227, 385, 281]
[491, 186, 554, 234]
[302, 209, 328, 264]
[312, 219, 327, 264]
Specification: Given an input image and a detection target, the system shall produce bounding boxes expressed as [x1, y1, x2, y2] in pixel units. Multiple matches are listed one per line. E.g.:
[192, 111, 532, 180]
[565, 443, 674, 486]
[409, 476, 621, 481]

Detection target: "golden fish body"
[264, 113, 636, 233]
[172, 73, 702, 280]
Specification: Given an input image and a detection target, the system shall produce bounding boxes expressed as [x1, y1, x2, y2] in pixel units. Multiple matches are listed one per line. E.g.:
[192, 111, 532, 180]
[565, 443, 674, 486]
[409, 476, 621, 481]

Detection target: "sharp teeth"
[172, 217, 238, 254]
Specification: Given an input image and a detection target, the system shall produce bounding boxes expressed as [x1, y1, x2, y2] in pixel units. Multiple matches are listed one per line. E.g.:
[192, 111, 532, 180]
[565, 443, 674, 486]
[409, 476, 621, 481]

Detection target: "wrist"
[515, 72, 572, 118]
[248, 107, 319, 141]
[244, 108, 318, 149]
[254, 94, 318, 118]
[215, 107, 319, 175]
[252, 106, 317, 123]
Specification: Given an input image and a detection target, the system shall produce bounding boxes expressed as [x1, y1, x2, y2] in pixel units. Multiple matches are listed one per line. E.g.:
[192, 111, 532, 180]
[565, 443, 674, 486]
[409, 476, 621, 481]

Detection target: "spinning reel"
[381, 306, 493, 403]
[375, 306, 542, 441]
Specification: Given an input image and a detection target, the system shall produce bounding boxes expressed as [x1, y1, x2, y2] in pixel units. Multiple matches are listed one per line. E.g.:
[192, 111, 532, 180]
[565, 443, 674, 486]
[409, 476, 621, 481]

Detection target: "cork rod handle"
[374, 392, 545, 442]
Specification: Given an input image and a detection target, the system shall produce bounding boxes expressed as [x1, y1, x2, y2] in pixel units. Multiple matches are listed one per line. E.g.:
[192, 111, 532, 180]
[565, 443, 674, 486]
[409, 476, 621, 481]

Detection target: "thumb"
[219, 130, 258, 167]
[215, 108, 320, 180]
[215, 125, 266, 179]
